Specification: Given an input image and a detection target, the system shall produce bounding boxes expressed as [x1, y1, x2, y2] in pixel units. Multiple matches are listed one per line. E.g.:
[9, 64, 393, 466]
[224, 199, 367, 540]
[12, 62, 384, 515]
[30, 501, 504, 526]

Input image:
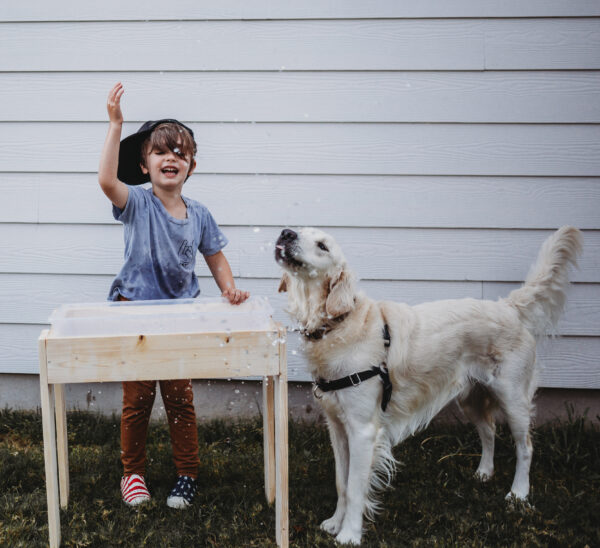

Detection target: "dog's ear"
[326, 269, 355, 317]
[278, 272, 290, 293]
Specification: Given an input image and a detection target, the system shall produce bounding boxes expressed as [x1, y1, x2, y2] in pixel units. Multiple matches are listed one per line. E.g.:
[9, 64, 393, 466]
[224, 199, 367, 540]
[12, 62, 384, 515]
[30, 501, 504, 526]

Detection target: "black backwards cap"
[117, 119, 195, 185]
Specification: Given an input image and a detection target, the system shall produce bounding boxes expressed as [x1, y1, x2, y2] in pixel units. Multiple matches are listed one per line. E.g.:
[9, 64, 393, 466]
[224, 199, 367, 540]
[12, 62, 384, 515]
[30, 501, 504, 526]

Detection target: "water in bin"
[49, 296, 274, 337]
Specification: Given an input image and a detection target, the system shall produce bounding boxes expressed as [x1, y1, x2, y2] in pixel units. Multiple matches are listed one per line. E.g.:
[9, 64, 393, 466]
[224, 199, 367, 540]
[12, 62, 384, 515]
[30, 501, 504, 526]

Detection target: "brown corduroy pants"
[121, 379, 200, 478]
[116, 296, 199, 478]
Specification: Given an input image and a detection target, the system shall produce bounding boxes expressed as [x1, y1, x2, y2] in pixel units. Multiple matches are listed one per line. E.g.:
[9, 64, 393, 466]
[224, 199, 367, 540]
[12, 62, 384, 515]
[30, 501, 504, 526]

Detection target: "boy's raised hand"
[99, 82, 128, 209]
[107, 82, 124, 124]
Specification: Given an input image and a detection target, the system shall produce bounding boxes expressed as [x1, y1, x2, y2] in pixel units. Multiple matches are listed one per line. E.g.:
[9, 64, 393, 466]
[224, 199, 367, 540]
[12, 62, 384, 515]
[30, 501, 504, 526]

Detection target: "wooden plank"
[262, 376, 276, 504]
[485, 19, 600, 70]
[1, 225, 598, 282]
[38, 331, 61, 547]
[2, 123, 600, 176]
[3, 172, 597, 228]
[3, 1, 600, 21]
[0, 20, 484, 72]
[274, 326, 288, 547]
[54, 384, 70, 508]
[44, 330, 280, 383]
[3, 71, 600, 123]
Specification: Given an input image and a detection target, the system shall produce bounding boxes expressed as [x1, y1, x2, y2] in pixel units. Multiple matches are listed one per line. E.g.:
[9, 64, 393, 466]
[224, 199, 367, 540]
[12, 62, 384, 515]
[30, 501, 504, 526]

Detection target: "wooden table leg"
[54, 384, 69, 508]
[39, 333, 61, 548]
[262, 376, 276, 504]
[274, 330, 289, 548]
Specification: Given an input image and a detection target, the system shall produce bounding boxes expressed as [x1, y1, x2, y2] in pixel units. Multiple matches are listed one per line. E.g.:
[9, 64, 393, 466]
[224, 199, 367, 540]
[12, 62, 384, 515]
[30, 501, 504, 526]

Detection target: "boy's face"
[140, 144, 196, 191]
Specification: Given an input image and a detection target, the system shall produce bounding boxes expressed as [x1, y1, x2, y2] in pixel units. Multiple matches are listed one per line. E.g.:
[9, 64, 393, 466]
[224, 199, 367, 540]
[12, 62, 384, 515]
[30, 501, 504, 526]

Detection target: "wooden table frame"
[38, 322, 288, 547]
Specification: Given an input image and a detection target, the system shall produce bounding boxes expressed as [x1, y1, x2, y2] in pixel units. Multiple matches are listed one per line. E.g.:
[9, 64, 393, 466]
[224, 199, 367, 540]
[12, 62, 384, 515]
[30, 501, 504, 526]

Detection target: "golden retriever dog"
[275, 226, 582, 545]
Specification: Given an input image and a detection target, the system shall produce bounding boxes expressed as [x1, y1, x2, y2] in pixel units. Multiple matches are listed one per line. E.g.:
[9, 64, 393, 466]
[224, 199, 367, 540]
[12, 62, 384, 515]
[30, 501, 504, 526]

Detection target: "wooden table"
[38, 312, 288, 547]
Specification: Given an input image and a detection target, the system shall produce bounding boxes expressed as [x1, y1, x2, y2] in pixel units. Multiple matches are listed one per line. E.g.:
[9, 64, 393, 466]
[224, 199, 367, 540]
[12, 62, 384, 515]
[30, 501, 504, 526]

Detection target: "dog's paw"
[474, 468, 494, 482]
[505, 489, 528, 501]
[320, 516, 342, 536]
[505, 491, 532, 510]
[335, 529, 361, 545]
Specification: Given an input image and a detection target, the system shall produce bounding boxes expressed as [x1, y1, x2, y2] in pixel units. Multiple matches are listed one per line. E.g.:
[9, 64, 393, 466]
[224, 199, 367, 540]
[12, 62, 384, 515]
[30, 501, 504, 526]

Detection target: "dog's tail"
[506, 226, 582, 339]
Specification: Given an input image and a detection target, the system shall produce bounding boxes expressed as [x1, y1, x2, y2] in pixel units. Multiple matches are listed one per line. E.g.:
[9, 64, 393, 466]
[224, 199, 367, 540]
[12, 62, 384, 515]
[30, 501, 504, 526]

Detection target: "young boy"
[99, 82, 249, 508]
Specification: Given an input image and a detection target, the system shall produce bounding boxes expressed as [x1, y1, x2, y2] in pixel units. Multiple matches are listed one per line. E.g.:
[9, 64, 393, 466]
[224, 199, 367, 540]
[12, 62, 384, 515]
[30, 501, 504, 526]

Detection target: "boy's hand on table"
[222, 287, 250, 305]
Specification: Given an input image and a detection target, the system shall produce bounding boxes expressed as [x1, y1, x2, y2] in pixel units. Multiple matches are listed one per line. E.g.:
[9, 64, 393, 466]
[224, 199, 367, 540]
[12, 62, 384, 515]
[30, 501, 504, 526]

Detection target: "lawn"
[0, 408, 598, 547]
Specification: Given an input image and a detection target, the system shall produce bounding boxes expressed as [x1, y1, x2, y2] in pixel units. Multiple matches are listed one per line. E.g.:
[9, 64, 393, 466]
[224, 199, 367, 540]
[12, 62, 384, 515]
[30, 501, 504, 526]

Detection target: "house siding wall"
[1, 2, 599, 389]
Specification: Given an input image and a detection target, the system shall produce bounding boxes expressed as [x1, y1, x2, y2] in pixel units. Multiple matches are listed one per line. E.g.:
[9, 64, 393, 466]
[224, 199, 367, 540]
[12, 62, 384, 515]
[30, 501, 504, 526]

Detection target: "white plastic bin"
[48, 296, 274, 337]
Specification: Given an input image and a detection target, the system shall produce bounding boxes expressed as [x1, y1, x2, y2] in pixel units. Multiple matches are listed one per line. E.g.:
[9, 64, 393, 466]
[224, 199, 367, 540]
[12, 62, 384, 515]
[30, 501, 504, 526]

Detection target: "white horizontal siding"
[2, 174, 600, 229]
[0, 276, 479, 327]
[0, 20, 485, 71]
[1, 224, 599, 282]
[3, 71, 600, 123]
[0, 7, 598, 389]
[4, 1, 600, 21]
[3, 274, 597, 336]
[2, 20, 600, 72]
[482, 283, 600, 336]
[2, 122, 600, 176]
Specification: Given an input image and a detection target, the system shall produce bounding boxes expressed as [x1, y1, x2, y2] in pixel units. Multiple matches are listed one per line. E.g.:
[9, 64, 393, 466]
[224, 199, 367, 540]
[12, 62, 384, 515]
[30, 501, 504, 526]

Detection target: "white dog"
[275, 226, 582, 545]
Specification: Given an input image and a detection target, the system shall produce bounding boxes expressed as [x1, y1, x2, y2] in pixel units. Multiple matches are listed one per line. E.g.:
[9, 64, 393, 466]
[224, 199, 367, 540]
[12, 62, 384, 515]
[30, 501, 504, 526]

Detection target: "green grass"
[0, 408, 598, 547]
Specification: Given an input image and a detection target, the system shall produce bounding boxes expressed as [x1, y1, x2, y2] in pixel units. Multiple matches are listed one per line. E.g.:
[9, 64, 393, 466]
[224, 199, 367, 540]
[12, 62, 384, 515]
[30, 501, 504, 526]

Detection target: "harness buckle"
[349, 372, 362, 386]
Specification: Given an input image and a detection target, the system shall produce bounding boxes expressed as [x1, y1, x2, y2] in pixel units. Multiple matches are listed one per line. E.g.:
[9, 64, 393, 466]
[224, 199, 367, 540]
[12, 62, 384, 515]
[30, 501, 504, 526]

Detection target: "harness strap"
[316, 367, 381, 392]
[383, 323, 391, 348]
[314, 323, 393, 411]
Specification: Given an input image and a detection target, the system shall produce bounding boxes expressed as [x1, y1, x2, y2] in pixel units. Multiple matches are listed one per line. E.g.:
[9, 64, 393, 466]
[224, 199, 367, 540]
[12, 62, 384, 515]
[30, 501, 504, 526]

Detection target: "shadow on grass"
[0, 408, 598, 547]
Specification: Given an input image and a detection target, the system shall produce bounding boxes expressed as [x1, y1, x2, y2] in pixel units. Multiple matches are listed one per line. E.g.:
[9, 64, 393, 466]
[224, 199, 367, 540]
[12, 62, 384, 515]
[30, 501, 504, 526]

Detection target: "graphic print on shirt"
[178, 239, 195, 268]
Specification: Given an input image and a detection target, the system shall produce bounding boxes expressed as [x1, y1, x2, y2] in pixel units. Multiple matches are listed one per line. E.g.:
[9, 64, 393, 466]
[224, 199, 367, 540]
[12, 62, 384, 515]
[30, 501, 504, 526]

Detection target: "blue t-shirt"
[108, 186, 228, 301]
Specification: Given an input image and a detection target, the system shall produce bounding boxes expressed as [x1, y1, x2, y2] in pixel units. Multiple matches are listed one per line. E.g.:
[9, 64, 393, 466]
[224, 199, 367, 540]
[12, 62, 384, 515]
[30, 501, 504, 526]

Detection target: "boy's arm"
[204, 251, 250, 305]
[98, 82, 129, 210]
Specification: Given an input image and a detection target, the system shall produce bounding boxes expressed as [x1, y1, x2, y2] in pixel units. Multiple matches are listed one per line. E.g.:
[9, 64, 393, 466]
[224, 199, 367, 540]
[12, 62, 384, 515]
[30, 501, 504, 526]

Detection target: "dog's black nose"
[280, 229, 298, 242]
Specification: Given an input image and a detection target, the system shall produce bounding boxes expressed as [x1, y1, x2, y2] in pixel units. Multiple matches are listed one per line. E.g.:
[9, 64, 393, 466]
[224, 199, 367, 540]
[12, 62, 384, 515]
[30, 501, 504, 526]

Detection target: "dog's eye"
[317, 241, 329, 252]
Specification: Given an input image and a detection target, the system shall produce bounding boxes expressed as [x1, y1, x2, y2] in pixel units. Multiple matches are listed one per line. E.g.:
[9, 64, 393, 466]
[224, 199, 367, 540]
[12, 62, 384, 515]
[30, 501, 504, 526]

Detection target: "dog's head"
[275, 228, 356, 329]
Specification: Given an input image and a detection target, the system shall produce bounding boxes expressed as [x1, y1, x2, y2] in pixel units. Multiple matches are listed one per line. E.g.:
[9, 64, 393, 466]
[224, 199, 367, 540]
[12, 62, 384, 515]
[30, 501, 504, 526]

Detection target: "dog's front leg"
[320, 410, 349, 535]
[335, 421, 377, 546]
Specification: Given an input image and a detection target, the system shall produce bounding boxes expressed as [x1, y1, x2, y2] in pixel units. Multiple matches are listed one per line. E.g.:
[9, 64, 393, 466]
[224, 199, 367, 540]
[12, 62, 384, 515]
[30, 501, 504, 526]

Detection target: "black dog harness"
[313, 324, 393, 411]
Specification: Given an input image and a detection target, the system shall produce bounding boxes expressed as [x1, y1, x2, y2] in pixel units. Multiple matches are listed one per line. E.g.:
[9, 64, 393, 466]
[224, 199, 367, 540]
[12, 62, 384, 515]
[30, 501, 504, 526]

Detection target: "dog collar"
[302, 312, 351, 340]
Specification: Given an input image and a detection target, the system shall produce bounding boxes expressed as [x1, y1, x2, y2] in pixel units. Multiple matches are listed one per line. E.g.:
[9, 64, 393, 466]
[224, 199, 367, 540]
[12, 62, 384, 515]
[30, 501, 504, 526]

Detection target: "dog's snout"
[280, 229, 298, 242]
[275, 228, 303, 267]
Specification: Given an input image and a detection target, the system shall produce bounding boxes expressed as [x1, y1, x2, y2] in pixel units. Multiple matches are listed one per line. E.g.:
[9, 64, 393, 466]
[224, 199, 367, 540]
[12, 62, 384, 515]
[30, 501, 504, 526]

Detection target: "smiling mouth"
[161, 167, 179, 175]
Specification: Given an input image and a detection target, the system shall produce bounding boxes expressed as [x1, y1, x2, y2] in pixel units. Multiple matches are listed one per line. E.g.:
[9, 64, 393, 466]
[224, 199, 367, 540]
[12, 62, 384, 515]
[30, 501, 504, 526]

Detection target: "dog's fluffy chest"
[303, 303, 388, 381]
[304, 338, 375, 380]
